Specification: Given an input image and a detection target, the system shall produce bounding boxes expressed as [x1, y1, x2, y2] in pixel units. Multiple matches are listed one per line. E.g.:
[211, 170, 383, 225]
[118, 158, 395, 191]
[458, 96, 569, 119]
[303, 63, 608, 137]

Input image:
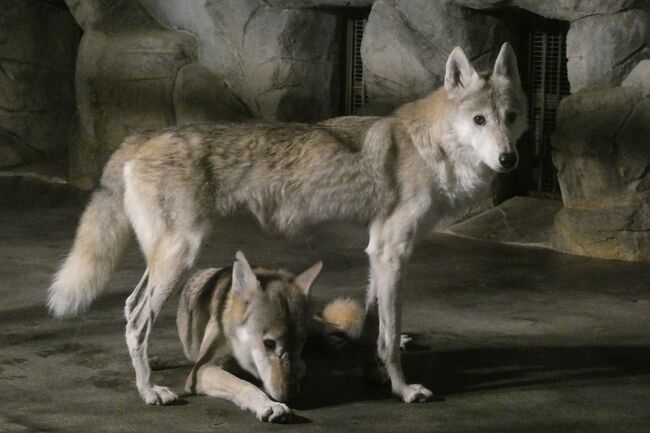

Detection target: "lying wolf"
[177, 251, 321, 422]
[177, 251, 363, 422]
[48, 43, 528, 405]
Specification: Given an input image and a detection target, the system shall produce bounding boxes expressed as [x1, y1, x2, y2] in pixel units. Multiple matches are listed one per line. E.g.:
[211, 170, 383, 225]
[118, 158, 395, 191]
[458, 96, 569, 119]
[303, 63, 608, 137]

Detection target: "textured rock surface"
[451, 0, 649, 93]
[0, 0, 79, 168]
[551, 82, 650, 260]
[21, 0, 649, 262]
[267, 0, 373, 7]
[173, 63, 249, 125]
[567, 8, 650, 93]
[622, 59, 650, 97]
[447, 197, 563, 249]
[143, 0, 342, 121]
[239, 6, 341, 120]
[69, 24, 196, 189]
[362, 0, 507, 110]
[452, 0, 640, 21]
[65, 0, 345, 187]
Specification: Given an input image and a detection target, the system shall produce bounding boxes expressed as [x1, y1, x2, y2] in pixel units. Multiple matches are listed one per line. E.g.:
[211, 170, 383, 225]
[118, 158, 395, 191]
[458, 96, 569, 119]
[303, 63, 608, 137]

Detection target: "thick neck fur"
[393, 88, 495, 207]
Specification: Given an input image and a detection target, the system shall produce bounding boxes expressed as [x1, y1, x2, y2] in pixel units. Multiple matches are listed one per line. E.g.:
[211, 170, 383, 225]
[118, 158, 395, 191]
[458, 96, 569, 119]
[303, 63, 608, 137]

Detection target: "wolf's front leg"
[195, 365, 292, 423]
[361, 220, 388, 384]
[366, 216, 433, 403]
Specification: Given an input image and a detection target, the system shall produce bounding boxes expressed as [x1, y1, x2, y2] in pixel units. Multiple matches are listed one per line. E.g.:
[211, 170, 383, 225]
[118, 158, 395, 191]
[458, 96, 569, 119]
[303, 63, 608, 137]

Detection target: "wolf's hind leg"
[123, 160, 210, 404]
[125, 231, 204, 405]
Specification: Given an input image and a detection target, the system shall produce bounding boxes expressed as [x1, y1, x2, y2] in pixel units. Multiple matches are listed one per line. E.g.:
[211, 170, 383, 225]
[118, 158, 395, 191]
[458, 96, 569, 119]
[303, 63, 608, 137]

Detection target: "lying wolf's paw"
[256, 401, 292, 423]
[395, 383, 433, 403]
[140, 385, 178, 405]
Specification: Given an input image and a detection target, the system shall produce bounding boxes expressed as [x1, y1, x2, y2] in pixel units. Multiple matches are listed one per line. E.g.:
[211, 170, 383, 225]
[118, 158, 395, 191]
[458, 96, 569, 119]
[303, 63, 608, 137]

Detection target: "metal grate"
[527, 29, 570, 196]
[345, 18, 368, 115]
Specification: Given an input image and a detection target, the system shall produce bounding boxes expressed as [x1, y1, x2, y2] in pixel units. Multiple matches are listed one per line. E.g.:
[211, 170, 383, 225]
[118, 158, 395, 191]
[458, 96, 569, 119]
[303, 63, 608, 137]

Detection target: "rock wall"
[141, 0, 342, 121]
[66, 0, 344, 187]
[567, 8, 649, 92]
[551, 62, 650, 260]
[0, 0, 79, 168]
[23, 0, 649, 261]
[361, 0, 508, 112]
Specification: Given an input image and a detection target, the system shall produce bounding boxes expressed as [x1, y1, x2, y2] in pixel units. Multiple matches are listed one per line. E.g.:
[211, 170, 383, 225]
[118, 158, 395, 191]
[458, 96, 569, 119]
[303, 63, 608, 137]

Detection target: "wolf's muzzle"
[498, 152, 518, 170]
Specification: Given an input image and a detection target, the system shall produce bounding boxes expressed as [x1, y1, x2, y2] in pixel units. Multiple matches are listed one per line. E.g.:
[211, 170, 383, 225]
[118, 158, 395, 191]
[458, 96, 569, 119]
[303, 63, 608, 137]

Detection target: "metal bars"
[345, 18, 368, 115]
[527, 28, 570, 196]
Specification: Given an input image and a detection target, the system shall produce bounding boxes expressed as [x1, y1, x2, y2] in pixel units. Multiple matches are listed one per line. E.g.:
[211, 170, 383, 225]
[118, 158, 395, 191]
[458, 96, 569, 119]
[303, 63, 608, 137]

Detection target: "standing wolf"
[48, 43, 527, 405]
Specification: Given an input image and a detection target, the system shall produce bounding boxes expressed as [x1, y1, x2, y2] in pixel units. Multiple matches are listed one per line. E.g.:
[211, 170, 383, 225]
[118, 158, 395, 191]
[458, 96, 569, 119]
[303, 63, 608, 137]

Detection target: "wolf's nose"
[498, 152, 517, 169]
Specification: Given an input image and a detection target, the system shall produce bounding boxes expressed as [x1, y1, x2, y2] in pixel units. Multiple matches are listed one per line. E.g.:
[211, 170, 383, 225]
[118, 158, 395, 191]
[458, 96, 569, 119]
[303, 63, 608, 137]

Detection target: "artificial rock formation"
[0, 0, 79, 168]
[551, 62, 650, 261]
[567, 8, 649, 92]
[67, 0, 344, 187]
[361, 0, 508, 112]
[142, 0, 342, 121]
[14, 0, 647, 261]
[66, 0, 257, 188]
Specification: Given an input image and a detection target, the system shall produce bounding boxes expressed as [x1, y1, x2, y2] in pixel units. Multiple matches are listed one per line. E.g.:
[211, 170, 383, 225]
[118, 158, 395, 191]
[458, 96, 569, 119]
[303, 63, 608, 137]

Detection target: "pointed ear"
[294, 261, 322, 297]
[232, 251, 258, 299]
[493, 42, 521, 85]
[445, 46, 478, 95]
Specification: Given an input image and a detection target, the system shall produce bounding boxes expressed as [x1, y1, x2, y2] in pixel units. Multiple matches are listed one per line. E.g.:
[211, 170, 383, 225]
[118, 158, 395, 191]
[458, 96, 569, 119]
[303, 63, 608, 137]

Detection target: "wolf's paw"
[395, 383, 433, 403]
[256, 401, 292, 423]
[140, 385, 178, 405]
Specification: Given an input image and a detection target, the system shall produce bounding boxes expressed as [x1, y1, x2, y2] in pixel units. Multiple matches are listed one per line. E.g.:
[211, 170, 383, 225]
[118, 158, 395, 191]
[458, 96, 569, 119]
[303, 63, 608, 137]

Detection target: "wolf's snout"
[498, 152, 517, 170]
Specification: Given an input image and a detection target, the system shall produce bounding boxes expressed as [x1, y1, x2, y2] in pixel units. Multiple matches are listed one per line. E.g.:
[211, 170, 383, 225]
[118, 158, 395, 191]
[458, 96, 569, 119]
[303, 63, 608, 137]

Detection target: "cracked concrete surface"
[1, 186, 649, 433]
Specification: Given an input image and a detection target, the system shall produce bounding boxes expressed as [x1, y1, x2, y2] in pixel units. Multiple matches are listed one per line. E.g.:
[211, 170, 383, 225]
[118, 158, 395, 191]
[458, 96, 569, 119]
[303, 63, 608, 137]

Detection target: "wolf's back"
[48, 139, 142, 318]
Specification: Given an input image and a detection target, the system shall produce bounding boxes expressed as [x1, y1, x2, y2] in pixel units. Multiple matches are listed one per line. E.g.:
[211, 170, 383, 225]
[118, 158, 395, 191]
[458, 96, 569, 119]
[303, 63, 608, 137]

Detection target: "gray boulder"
[362, 0, 507, 110]
[567, 8, 650, 93]
[241, 7, 340, 121]
[146, 0, 342, 121]
[65, 0, 198, 189]
[551, 83, 650, 260]
[622, 60, 650, 97]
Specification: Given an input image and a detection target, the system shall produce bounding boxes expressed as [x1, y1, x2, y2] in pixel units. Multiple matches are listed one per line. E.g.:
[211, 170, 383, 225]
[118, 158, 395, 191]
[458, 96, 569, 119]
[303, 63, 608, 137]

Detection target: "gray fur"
[176, 253, 319, 422]
[48, 43, 528, 405]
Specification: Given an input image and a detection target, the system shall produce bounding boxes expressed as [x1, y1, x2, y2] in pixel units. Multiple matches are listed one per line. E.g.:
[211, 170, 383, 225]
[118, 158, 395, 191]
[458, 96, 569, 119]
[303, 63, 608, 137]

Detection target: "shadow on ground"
[294, 342, 650, 411]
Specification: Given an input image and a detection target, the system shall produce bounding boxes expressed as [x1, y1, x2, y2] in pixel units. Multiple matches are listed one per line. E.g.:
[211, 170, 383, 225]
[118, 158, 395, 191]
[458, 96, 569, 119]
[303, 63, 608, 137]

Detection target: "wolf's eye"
[473, 115, 486, 126]
[263, 339, 276, 351]
[506, 112, 517, 123]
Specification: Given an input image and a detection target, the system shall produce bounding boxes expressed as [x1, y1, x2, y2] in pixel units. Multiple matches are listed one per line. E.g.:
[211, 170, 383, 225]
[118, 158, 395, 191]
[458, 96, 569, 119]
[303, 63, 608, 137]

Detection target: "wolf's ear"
[232, 251, 258, 299]
[295, 261, 323, 297]
[445, 46, 478, 95]
[493, 42, 521, 85]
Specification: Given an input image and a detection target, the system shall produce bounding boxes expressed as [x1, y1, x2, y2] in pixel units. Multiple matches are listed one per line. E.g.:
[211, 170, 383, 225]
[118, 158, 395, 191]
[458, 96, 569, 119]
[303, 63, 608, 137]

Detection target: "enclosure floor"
[1, 200, 649, 433]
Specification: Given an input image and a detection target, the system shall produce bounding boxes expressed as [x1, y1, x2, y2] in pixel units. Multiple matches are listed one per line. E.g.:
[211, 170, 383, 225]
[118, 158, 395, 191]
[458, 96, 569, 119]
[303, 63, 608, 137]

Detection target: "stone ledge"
[444, 197, 563, 249]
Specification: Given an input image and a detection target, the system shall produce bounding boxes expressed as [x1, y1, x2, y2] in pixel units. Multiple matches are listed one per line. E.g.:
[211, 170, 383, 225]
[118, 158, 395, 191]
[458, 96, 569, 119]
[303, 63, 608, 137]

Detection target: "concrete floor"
[1, 185, 650, 433]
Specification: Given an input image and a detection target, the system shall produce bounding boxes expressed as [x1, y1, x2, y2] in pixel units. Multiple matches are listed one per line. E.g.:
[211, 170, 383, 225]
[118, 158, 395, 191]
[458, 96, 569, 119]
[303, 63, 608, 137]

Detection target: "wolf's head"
[227, 251, 322, 403]
[444, 42, 528, 173]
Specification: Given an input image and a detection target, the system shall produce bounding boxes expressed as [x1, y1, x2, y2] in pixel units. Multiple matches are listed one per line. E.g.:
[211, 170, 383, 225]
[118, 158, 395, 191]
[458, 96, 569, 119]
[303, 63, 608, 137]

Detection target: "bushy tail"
[310, 297, 365, 352]
[48, 181, 131, 318]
